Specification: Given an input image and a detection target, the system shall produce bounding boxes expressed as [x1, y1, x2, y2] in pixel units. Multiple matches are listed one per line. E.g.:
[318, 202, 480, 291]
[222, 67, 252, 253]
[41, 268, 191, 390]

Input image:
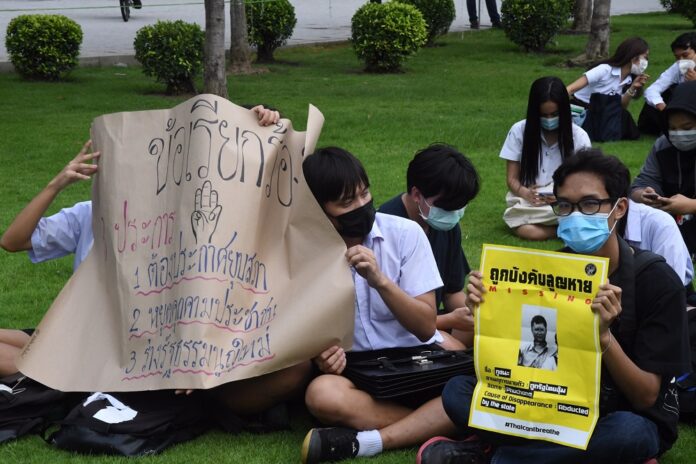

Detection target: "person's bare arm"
[438, 291, 474, 333]
[566, 75, 588, 96]
[0, 141, 99, 252]
[506, 161, 545, 205]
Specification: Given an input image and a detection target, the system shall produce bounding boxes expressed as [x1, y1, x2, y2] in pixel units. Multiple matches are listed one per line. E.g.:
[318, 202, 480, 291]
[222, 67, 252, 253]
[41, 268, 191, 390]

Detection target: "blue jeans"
[466, 0, 501, 24]
[442, 375, 660, 464]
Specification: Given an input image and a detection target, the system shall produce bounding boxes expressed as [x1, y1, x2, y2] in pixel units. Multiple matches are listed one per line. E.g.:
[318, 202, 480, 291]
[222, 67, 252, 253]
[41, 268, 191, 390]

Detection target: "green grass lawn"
[1, 10, 695, 463]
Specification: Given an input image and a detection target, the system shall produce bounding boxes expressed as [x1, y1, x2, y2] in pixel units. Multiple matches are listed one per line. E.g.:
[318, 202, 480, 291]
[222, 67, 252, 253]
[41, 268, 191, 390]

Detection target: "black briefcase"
[344, 346, 474, 399]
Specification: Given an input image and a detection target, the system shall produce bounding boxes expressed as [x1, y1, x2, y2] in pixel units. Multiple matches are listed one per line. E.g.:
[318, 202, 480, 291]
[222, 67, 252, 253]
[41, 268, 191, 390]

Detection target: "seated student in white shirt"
[619, 198, 695, 303]
[567, 36, 650, 141]
[301, 146, 464, 464]
[639, 32, 696, 135]
[501, 76, 591, 241]
[0, 141, 98, 376]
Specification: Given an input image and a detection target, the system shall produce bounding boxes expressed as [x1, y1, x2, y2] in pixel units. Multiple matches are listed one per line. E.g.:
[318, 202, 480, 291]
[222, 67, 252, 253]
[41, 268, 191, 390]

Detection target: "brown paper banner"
[17, 95, 355, 391]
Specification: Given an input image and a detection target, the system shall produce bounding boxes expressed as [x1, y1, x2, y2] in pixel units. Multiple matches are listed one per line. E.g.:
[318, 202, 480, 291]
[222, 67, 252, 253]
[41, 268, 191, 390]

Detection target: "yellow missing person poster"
[470, 244, 609, 449]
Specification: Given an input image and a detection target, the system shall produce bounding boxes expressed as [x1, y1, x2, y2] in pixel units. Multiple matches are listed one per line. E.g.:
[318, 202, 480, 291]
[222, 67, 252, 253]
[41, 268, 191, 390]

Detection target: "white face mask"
[669, 129, 696, 152]
[631, 57, 648, 75]
[678, 59, 696, 76]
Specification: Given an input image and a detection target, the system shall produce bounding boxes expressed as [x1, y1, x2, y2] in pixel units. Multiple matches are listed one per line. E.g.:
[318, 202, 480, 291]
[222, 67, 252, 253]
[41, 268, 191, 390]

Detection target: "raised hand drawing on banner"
[191, 180, 222, 243]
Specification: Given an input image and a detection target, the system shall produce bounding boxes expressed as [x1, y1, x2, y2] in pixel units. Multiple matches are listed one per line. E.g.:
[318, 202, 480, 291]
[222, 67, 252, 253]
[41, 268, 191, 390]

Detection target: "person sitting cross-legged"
[418, 149, 690, 464]
[300, 146, 466, 464]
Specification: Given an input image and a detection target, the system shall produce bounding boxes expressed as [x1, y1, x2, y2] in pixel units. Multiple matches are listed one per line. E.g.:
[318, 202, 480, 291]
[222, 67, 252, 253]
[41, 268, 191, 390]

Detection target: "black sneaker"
[417, 436, 488, 464]
[133, 0, 142, 9]
[470, 20, 480, 30]
[491, 21, 502, 29]
[301, 427, 359, 464]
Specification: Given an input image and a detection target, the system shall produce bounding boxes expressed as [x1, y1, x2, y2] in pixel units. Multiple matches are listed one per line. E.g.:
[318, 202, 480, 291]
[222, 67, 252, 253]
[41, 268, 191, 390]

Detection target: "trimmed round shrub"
[134, 20, 204, 95]
[351, 2, 427, 73]
[396, 0, 456, 45]
[5, 14, 82, 80]
[501, 0, 573, 52]
[246, 0, 297, 63]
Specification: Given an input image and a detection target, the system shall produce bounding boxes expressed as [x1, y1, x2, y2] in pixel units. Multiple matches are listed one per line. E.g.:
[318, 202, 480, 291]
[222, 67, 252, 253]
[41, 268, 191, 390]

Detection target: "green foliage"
[396, 0, 456, 45]
[246, 0, 297, 63]
[351, 2, 427, 72]
[5, 14, 82, 80]
[670, 0, 696, 25]
[660, 0, 683, 13]
[133, 20, 204, 95]
[501, 0, 573, 52]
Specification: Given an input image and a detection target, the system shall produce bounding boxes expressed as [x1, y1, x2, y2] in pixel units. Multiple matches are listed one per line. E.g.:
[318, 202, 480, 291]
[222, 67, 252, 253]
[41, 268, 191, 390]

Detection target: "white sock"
[356, 430, 383, 457]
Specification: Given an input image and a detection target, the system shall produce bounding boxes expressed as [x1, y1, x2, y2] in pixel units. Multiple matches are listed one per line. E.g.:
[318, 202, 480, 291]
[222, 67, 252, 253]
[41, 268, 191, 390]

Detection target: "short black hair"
[531, 315, 547, 328]
[671, 32, 696, 52]
[303, 147, 370, 205]
[552, 148, 630, 200]
[406, 143, 480, 210]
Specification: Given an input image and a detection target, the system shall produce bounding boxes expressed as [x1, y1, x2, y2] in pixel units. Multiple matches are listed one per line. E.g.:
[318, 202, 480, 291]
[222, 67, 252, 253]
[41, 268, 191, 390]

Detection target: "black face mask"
[333, 200, 376, 238]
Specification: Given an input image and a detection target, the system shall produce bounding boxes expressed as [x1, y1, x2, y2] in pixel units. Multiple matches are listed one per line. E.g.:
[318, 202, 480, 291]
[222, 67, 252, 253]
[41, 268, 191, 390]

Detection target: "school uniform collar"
[363, 213, 384, 248]
[624, 201, 642, 244]
[611, 65, 633, 86]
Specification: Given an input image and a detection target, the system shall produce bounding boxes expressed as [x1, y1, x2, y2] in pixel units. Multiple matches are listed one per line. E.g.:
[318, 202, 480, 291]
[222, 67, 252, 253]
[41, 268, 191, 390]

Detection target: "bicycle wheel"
[120, 0, 130, 22]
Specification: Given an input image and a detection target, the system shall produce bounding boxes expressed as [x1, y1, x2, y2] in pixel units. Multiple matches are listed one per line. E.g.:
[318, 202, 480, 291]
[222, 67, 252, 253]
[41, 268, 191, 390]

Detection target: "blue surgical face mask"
[557, 202, 619, 254]
[540, 116, 559, 131]
[669, 129, 696, 152]
[418, 198, 466, 231]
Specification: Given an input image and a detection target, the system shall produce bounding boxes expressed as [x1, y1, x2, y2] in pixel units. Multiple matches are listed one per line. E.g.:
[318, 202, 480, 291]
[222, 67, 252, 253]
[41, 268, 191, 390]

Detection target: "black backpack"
[48, 390, 211, 456]
[0, 373, 78, 444]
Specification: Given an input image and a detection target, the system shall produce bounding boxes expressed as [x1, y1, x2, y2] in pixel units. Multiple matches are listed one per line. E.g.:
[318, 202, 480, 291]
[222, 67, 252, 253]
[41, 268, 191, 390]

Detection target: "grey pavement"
[0, 0, 664, 65]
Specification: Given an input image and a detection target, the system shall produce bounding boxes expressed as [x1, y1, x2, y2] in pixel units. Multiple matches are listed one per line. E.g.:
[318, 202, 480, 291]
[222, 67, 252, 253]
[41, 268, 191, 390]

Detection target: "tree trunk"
[204, 0, 228, 98]
[571, 0, 593, 33]
[229, 0, 252, 74]
[584, 0, 611, 61]
[256, 43, 275, 63]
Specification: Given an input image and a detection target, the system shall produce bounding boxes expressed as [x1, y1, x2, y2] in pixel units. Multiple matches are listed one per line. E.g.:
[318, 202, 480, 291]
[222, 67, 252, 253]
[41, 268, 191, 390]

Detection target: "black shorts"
[21, 328, 35, 336]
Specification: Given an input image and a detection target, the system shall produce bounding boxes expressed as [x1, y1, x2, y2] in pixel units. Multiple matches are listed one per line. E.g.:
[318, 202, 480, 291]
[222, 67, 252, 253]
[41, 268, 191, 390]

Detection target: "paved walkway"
[0, 0, 664, 64]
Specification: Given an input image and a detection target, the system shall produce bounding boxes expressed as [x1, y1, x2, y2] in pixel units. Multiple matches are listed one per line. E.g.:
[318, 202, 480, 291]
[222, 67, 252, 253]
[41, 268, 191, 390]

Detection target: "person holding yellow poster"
[418, 149, 690, 464]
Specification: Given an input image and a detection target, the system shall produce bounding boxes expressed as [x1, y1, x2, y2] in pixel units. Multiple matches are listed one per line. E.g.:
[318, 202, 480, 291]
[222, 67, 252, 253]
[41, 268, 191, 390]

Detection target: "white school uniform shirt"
[644, 61, 687, 108]
[574, 64, 633, 104]
[499, 120, 592, 187]
[29, 201, 93, 272]
[624, 199, 693, 286]
[351, 212, 444, 352]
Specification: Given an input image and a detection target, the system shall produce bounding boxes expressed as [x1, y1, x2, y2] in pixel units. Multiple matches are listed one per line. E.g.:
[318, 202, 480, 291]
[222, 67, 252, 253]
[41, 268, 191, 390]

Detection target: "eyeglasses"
[551, 198, 615, 216]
